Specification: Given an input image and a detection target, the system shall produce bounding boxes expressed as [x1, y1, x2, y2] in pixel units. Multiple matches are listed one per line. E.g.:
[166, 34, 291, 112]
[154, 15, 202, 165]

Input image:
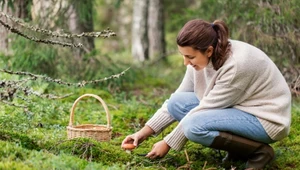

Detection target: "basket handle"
[69, 94, 111, 128]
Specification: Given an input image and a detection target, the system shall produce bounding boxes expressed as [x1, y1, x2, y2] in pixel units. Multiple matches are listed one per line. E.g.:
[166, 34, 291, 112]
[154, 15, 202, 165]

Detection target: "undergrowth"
[0, 58, 299, 169]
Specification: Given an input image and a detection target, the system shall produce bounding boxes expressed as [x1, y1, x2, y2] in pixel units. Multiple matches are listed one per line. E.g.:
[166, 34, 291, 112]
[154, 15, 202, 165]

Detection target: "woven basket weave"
[67, 94, 112, 142]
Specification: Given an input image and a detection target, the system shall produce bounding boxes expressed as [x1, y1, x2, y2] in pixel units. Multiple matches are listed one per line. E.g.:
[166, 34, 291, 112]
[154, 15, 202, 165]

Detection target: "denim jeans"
[167, 92, 274, 146]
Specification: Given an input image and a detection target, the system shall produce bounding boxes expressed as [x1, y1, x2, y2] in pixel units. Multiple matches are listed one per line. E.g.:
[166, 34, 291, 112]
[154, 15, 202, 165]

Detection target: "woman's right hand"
[121, 125, 154, 148]
[121, 132, 143, 147]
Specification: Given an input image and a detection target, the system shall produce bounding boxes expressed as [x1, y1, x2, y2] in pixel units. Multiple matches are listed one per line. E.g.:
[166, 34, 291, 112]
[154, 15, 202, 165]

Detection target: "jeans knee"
[167, 92, 199, 121]
[182, 116, 199, 140]
[183, 122, 194, 140]
[182, 116, 212, 146]
[167, 93, 183, 120]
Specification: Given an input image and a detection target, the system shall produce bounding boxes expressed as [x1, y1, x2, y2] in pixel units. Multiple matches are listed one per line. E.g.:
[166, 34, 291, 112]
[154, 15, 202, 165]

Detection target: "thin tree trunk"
[14, 0, 31, 19]
[148, 0, 165, 60]
[31, 0, 94, 57]
[117, 0, 132, 48]
[64, 1, 95, 78]
[131, 0, 149, 62]
[31, 0, 62, 28]
[0, 3, 9, 54]
[67, 1, 94, 56]
[0, 0, 30, 54]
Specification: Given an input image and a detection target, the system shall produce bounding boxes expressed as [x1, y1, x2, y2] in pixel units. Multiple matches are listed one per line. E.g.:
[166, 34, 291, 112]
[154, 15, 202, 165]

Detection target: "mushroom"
[122, 143, 136, 154]
[122, 143, 136, 150]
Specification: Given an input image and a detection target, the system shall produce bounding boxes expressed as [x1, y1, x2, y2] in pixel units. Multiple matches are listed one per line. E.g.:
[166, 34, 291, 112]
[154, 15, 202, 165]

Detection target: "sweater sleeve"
[145, 100, 176, 135]
[145, 66, 194, 135]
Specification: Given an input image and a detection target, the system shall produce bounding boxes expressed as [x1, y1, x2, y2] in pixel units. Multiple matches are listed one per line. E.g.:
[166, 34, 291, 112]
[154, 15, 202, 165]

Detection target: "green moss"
[0, 140, 125, 169]
[1, 55, 299, 170]
[0, 130, 42, 150]
[53, 138, 130, 164]
[0, 161, 35, 170]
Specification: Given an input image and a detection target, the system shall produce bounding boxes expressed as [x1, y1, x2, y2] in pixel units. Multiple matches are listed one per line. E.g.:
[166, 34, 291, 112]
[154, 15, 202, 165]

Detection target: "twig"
[89, 146, 93, 162]
[185, 149, 190, 162]
[0, 100, 27, 108]
[177, 149, 193, 170]
[0, 11, 116, 49]
[202, 161, 207, 170]
[0, 77, 35, 88]
[15, 95, 32, 103]
[202, 161, 217, 170]
[0, 18, 83, 48]
[38, 93, 73, 99]
[230, 165, 237, 170]
[0, 67, 130, 87]
[0, 11, 116, 39]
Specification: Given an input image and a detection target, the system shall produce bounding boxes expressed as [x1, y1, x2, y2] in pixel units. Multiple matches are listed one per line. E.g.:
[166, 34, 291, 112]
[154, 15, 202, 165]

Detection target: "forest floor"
[0, 62, 299, 170]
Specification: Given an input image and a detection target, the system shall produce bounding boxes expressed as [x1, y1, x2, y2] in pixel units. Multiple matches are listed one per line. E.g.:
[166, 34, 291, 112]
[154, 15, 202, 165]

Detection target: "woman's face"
[178, 45, 213, 70]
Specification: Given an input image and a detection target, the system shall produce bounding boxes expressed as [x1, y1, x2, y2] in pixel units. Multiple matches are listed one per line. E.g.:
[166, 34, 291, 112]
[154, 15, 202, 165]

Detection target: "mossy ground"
[0, 62, 299, 170]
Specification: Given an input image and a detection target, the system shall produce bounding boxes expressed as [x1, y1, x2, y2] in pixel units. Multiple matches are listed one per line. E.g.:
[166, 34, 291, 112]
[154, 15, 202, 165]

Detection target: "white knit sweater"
[145, 40, 292, 151]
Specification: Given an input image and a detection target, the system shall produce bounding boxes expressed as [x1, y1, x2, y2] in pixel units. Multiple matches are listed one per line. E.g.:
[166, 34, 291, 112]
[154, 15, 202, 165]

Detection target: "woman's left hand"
[146, 140, 170, 159]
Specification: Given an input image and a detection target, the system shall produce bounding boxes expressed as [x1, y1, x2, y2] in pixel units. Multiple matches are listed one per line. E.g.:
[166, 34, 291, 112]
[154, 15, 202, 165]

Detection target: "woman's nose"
[183, 57, 190, 66]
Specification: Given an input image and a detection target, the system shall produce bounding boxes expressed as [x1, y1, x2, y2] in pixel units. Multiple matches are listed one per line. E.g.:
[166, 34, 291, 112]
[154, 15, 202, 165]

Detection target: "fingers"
[146, 150, 164, 159]
[121, 135, 134, 146]
[121, 136, 133, 148]
[145, 140, 170, 159]
[146, 145, 161, 159]
[133, 137, 139, 146]
[121, 134, 140, 148]
[146, 151, 159, 159]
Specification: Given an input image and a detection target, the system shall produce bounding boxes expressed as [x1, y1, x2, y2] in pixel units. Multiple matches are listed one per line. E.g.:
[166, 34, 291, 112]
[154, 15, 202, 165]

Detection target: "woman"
[121, 19, 291, 169]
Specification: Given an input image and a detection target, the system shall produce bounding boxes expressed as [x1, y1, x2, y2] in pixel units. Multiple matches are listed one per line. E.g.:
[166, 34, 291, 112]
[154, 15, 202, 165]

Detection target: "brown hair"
[177, 19, 231, 70]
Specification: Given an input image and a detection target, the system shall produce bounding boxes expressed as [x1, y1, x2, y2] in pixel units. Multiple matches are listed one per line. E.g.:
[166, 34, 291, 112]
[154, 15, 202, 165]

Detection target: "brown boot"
[221, 152, 247, 169]
[210, 132, 274, 169]
[222, 152, 247, 164]
[246, 144, 274, 169]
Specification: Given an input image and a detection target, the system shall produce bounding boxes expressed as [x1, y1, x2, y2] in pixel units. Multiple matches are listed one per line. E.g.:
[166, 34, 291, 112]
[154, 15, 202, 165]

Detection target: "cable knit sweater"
[145, 40, 292, 151]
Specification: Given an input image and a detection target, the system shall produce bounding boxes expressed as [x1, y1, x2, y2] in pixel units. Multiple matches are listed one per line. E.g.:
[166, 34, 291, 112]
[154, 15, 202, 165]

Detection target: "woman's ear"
[206, 46, 214, 58]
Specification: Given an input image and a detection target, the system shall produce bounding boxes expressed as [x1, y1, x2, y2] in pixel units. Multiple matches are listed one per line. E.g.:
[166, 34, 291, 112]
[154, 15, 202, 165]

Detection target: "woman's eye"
[183, 55, 195, 59]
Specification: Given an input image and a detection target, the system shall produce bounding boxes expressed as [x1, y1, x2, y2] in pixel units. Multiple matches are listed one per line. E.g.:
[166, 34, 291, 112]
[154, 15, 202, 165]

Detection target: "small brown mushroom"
[122, 143, 136, 151]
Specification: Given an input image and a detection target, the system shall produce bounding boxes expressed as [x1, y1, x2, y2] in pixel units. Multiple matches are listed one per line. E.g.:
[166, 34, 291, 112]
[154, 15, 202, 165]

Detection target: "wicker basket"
[67, 94, 112, 142]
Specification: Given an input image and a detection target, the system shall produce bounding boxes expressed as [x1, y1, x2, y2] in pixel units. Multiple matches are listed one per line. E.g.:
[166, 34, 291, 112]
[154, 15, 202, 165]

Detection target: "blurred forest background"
[0, 0, 300, 169]
[0, 0, 299, 91]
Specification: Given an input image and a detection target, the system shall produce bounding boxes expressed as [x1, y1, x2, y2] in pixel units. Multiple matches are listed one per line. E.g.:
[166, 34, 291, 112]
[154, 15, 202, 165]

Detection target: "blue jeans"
[167, 92, 274, 146]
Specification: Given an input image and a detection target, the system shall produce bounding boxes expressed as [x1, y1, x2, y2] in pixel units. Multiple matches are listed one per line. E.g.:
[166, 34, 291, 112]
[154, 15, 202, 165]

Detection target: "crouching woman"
[122, 19, 291, 169]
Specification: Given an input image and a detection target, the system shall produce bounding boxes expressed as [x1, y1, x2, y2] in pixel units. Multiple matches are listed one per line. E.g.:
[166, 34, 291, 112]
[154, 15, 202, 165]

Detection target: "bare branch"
[0, 12, 116, 38]
[0, 100, 28, 108]
[0, 67, 130, 87]
[0, 11, 116, 48]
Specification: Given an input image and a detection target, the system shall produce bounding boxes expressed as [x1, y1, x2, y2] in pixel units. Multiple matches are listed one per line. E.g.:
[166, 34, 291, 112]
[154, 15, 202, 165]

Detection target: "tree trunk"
[31, 0, 95, 57]
[148, 0, 165, 60]
[0, 0, 30, 54]
[31, 0, 63, 28]
[116, 0, 132, 49]
[131, 0, 149, 62]
[14, 0, 31, 19]
[67, 1, 95, 57]
[0, 3, 9, 54]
